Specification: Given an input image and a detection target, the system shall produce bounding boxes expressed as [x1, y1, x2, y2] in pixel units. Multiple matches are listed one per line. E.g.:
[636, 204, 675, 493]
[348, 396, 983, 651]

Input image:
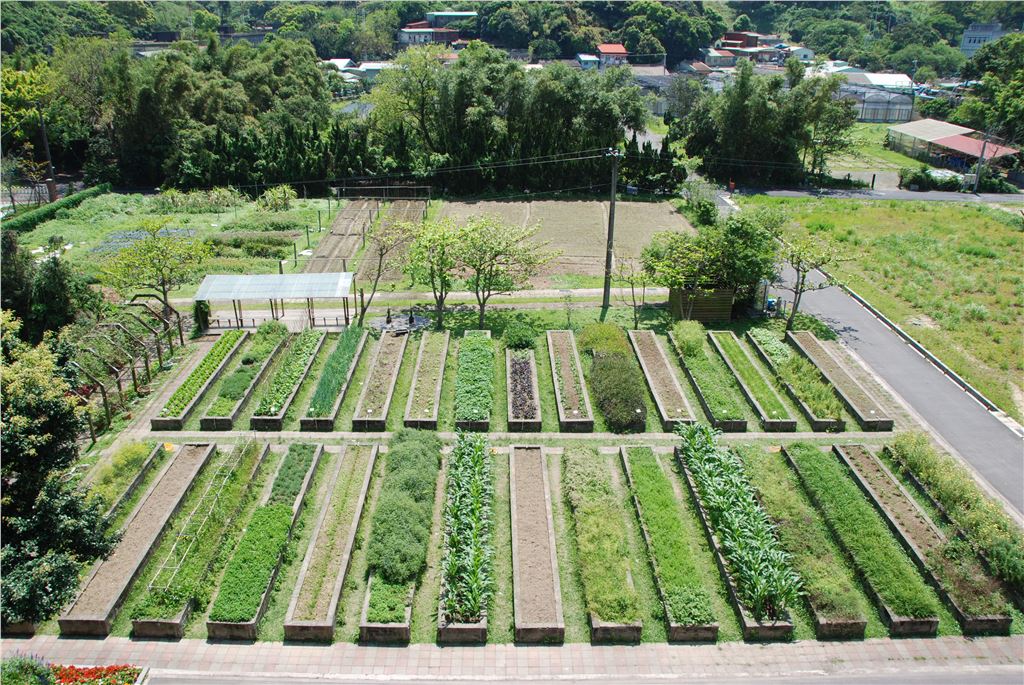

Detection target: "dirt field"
[307, 199, 378, 274]
[355, 200, 427, 281]
[440, 200, 692, 277]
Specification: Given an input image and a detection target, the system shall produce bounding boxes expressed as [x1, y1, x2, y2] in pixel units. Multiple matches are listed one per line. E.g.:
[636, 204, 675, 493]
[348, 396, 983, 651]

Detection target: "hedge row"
[1, 184, 111, 233]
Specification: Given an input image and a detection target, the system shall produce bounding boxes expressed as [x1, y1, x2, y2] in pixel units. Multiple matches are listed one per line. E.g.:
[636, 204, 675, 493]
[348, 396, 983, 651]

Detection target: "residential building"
[398, 25, 459, 45]
[722, 31, 760, 48]
[577, 53, 599, 70]
[960, 22, 1007, 57]
[597, 43, 629, 69]
[700, 47, 736, 68]
[783, 46, 815, 62]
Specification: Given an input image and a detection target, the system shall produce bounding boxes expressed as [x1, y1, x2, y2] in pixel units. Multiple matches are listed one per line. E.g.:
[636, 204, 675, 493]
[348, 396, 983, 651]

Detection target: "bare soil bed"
[789, 331, 886, 422]
[549, 331, 588, 418]
[307, 199, 375, 273]
[354, 334, 407, 422]
[511, 447, 560, 626]
[630, 330, 692, 426]
[63, 444, 213, 619]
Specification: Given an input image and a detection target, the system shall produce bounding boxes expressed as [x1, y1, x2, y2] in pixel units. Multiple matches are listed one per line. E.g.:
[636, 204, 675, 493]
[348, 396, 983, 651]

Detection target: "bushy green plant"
[562, 446, 639, 624]
[0, 184, 111, 233]
[672, 321, 706, 358]
[454, 335, 494, 423]
[748, 327, 843, 420]
[441, 432, 494, 623]
[889, 433, 1024, 596]
[254, 329, 322, 416]
[159, 330, 244, 416]
[627, 447, 715, 626]
[366, 577, 409, 623]
[671, 322, 745, 421]
[221, 213, 306, 232]
[591, 353, 647, 432]
[88, 441, 156, 508]
[208, 504, 292, 623]
[1, 656, 54, 685]
[678, 424, 801, 621]
[256, 184, 297, 212]
[578, 322, 631, 355]
[785, 442, 941, 619]
[502, 318, 537, 350]
[267, 443, 316, 507]
[150, 187, 243, 213]
[306, 327, 363, 417]
[207, 322, 289, 416]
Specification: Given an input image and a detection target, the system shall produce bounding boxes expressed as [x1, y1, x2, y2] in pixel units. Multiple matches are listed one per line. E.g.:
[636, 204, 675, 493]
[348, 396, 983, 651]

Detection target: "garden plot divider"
[786, 331, 893, 431]
[619, 447, 719, 642]
[301, 330, 369, 432]
[102, 444, 164, 526]
[131, 443, 273, 639]
[404, 331, 449, 430]
[668, 332, 746, 433]
[201, 335, 288, 431]
[284, 445, 379, 642]
[546, 330, 594, 432]
[674, 447, 793, 641]
[251, 331, 328, 431]
[352, 333, 409, 431]
[745, 332, 844, 432]
[59, 444, 217, 637]
[152, 333, 248, 431]
[506, 349, 542, 432]
[833, 445, 1010, 636]
[779, 446, 939, 637]
[510, 447, 564, 643]
[206, 445, 324, 640]
[455, 330, 493, 432]
[627, 330, 694, 432]
[708, 331, 796, 432]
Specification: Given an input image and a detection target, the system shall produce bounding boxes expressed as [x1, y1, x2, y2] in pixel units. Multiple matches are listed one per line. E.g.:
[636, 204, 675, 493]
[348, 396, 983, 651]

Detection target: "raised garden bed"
[510, 446, 564, 643]
[781, 443, 940, 637]
[284, 444, 378, 641]
[546, 331, 594, 432]
[835, 445, 1010, 635]
[438, 433, 493, 644]
[200, 327, 288, 431]
[300, 328, 368, 431]
[675, 427, 795, 642]
[506, 349, 542, 432]
[708, 331, 795, 432]
[562, 446, 641, 643]
[404, 331, 449, 430]
[454, 330, 494, 432]
[206, 444, 323, 640]
[101, 444, 165, 526]
[736, 445, 869, 640]
[620, 447, 718, 642]
[787, 331, 893, 431]
[668, 328, 746, 433]
[627, 330, 693, 432]
[359, 574, 413, 643]
[745, 330, 844, 432]
[352, 333, 409, 431]
[250, 330, 327, 431]
[131, 442, 272, 639]
[152, 331, 247, 431]
[59, 444, 217, 637]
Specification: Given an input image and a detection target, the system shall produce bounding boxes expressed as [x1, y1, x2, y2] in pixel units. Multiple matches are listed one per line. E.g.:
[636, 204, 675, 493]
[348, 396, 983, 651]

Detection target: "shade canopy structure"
[888, 119, 973, 142]
[931, 134, 1019, 161]
[195, 273, 352, 302]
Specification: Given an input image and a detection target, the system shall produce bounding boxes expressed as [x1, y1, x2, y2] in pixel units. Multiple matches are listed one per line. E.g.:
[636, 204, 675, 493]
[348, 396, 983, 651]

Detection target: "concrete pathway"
[3, 635, 1021, 683]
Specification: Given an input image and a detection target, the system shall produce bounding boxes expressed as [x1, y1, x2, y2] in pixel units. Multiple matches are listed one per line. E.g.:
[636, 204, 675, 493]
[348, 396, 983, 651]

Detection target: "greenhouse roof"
[195, 273, 352, 301]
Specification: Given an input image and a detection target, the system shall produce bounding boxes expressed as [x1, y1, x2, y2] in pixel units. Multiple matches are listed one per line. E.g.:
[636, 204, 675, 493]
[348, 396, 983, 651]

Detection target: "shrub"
[694, 198, 718, 226]
[591, 353, 647, 432]
[1, 656, 54, 685]
[0, 184, 111, 233]
[502, 318, 537, 350]
[454, 335, 495, 423]
[256, 185, 297, 212]
[150, 187, 243, 213]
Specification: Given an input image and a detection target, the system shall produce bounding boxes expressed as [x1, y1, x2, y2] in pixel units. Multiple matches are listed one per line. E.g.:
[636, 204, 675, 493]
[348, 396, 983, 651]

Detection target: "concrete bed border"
[404, 331, 449, 430]
[352, 333, 409, 432]
[707, 331, 796, 432]
[200, 335, 288, 431]
[627, 329, 694, 432]
[152, 332, 248, 431]
[301, 330, 369, 432]
[546, 330, 594, 433]
[668, 332, 746, 433]
[251, 331, 328, 431]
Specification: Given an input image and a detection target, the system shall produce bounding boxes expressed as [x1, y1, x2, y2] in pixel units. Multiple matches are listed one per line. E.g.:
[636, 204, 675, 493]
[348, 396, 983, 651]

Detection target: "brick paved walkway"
[3, 636, 1022, 681]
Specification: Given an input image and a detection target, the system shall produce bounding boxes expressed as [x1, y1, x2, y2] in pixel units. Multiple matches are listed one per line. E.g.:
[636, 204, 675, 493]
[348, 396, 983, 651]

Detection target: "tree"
[458, 216, 557, 328]
[796, 75, 857, 178]
[734, 14, 754, 32]
[0, 312, 116, 625]
[356, 218, 415, 326]
[778, 235, 844, 331]
[664, 76, 706, 120]
[643, 230, 722, 320]
[615, 257, 650, 330]
[711, 210, 782, 298]
[102, 219, 210, 314]
[1, 230, 34, 324]
[784, 55, 805, 88]
[27, 254, 98, 343]
[405, 219, 463, 329]
[256, 184, 297, 211]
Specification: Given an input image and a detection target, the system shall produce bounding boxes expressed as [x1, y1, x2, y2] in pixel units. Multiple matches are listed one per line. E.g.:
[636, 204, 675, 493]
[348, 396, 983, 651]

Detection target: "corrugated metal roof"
[932, 134, 1019, 160]
[888, 118, 974, 142]
[195, 273, 352, 301]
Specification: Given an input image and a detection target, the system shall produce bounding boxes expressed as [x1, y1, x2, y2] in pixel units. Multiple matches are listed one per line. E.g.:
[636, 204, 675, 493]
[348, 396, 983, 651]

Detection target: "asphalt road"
[756, 188, 1024, 203]
[773, 268, 1024, 515]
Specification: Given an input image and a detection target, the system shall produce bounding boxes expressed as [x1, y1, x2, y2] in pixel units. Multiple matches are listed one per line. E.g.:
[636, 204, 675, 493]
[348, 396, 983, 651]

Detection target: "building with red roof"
[596, 43, 628, 69]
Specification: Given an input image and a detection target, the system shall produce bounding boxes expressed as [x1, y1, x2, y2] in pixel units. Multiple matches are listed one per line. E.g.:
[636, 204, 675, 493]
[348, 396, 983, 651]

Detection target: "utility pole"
[602, 148, 622, 310]
[36, 104, 58, 202]
[972, 133, 990, 194]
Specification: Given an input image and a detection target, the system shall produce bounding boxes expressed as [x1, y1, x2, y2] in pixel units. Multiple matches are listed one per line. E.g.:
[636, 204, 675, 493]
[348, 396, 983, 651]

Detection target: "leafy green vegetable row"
[678, 424, 800, 621]
[887, 433, 1024, 599]
[254, 329, 322, 416]
[672, 322, 745, 421]
[441, 432, 494, 624]
[306, 327, 363, 418]
[267, 443, 317, 508]
[208, 504, 292, 623]
[784, 442, 941, 619]
[747, 327, 843, 421]
[581, 324, 647, 433]
[365, 430, 442, 623]
[710, 332, 792, 422]
[625, 447, 714, 626]
[207, 322, 288, 417]
[735, 445, 869, 623]
[562, 446, 639, 625]
[454, 335, 494, 423]
[160, 330, 244, 417]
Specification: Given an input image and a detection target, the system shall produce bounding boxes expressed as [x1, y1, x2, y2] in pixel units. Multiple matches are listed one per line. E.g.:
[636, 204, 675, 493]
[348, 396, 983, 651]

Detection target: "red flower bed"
[52, 664, 141, 685]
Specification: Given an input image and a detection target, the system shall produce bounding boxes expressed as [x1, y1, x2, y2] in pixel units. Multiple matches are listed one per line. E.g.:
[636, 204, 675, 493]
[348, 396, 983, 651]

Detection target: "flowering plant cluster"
[52, 664, 141, 685]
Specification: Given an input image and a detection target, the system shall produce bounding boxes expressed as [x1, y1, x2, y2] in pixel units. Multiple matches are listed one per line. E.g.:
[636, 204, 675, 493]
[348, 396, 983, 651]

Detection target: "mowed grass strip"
[784, 442, 941, 619]
[711, 332, 791, 422]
